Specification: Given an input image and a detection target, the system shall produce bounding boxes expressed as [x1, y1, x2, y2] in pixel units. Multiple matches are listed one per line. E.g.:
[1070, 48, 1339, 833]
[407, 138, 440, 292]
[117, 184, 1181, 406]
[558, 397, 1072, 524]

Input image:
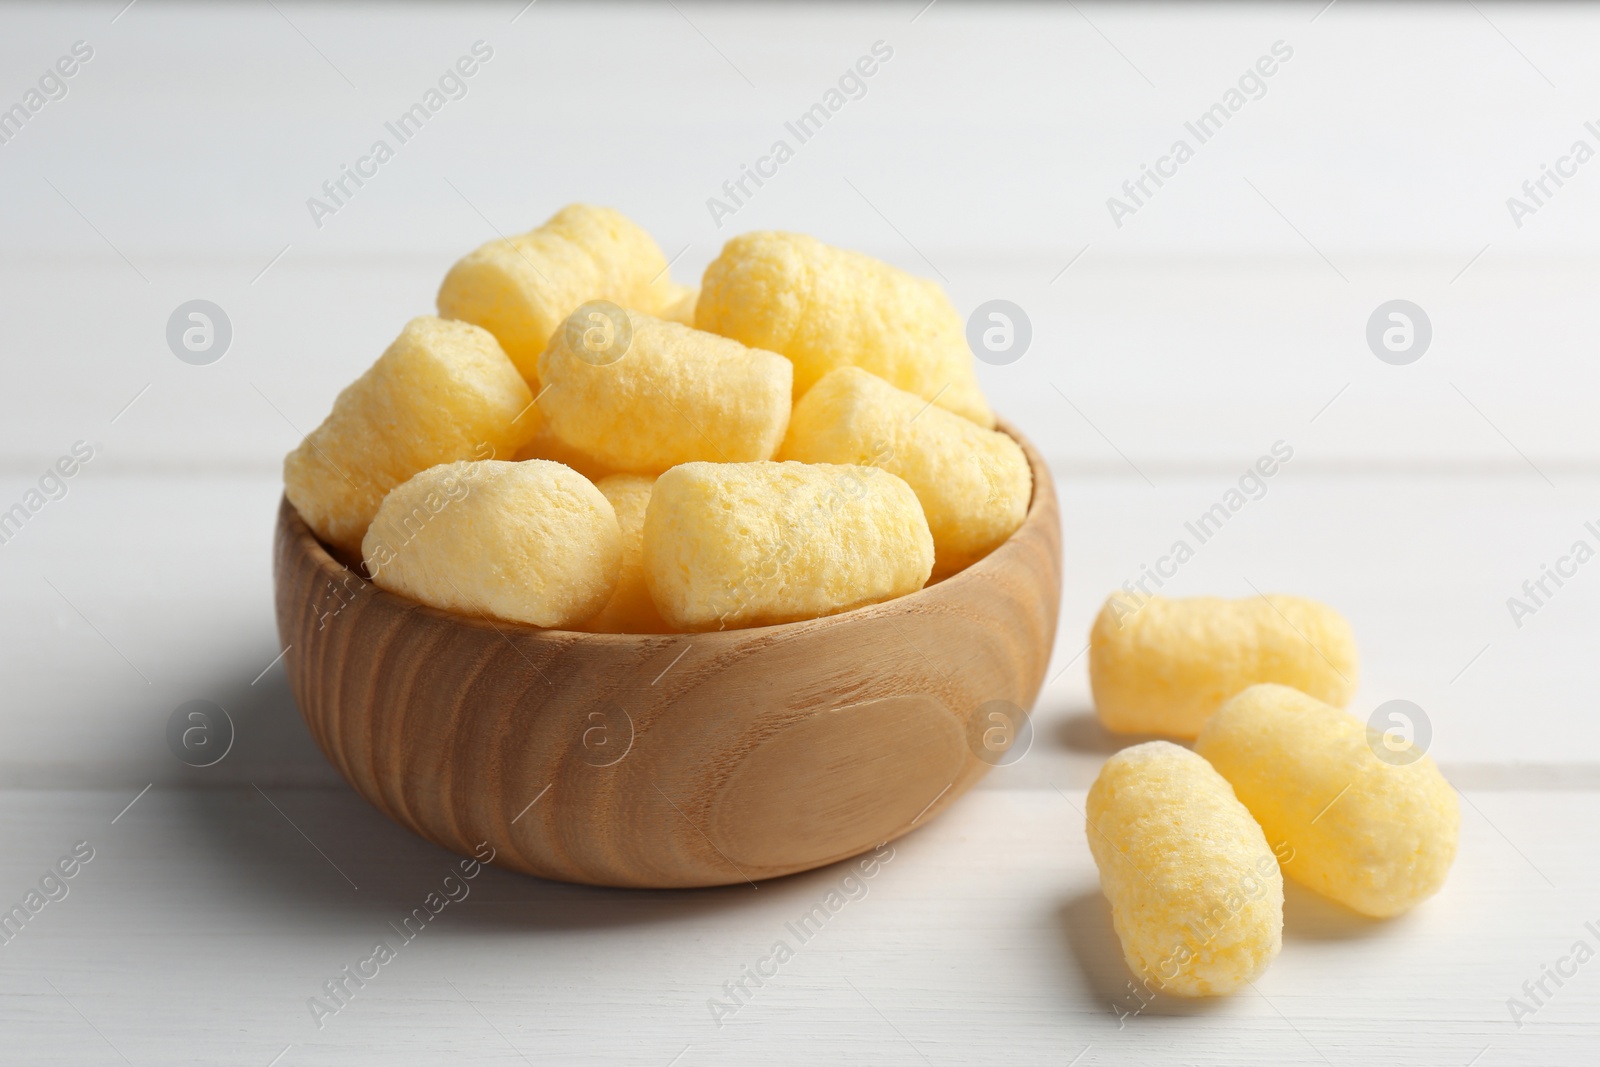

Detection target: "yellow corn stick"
[1087, 741, 1284, 997]
[1090, 594, 1358, 737]
[283, 316, 535, 556]
[781, 366, 1029, 577]
[1195, 683, 1459, 918]
[362, 459, 621, 630]
[538, 307, 791, 475]
[696, 231, 994, 427]
[437, 204, 680, 384]
[642, 460, 932, 631]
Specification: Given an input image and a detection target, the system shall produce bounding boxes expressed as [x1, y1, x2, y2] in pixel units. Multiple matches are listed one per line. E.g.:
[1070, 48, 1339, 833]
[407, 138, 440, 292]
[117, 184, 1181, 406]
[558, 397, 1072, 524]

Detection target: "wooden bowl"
[272, 424, 1061, 888]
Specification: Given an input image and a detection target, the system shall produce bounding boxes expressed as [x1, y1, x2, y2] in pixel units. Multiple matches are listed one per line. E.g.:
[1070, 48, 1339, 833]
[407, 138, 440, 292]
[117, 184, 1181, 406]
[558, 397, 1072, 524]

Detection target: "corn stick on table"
[2, 2, 1598, 1064]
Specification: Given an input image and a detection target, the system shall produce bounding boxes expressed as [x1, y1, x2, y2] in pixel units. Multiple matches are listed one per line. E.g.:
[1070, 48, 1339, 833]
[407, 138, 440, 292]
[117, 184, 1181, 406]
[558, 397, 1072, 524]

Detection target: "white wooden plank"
[2, 253, 1598, 473]
[3, 2, 1600, 259]
[0, 786, 1589, 1066]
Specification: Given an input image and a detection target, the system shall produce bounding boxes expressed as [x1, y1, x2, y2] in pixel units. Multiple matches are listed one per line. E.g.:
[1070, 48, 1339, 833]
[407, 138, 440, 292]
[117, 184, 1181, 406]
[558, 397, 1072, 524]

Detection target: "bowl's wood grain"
[273, 425, 1061, 888]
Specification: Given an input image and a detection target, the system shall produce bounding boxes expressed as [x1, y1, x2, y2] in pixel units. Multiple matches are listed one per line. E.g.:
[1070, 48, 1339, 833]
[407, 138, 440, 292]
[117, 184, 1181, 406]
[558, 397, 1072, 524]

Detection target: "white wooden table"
[2, 2, 1597, 1063]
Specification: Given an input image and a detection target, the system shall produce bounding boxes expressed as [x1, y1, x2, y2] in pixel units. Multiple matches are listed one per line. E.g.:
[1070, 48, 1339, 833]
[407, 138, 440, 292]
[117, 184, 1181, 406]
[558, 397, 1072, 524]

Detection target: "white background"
[0, 2, 1595, 1064]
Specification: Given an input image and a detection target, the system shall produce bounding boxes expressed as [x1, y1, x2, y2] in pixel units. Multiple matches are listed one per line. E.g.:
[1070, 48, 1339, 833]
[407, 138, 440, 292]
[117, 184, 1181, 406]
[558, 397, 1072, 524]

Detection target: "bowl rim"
[279, 418, 1056, 644]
